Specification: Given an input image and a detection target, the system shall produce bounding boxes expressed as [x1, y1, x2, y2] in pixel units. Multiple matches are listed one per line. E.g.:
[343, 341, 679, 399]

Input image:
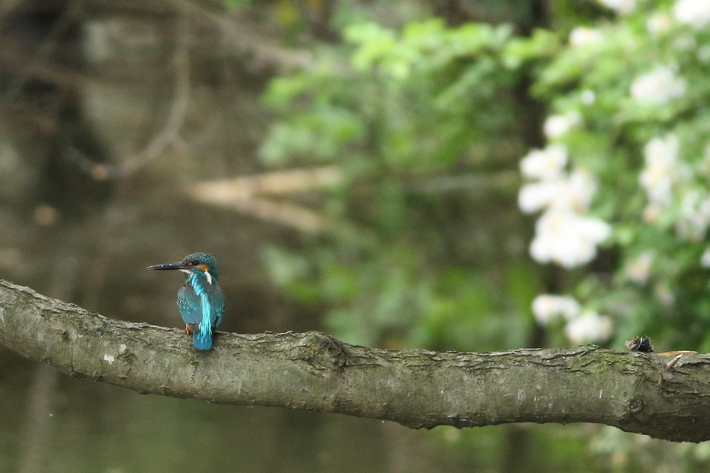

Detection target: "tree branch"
[1, 278, 709, 442]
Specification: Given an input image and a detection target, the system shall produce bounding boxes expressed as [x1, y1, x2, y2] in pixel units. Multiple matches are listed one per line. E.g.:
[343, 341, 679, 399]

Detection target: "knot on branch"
[295, 332, 348, 373]
[628, 396, 644, 414]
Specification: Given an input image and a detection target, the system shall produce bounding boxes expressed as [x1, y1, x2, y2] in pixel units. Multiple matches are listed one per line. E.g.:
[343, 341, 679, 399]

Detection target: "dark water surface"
[1, 345, 452, 473]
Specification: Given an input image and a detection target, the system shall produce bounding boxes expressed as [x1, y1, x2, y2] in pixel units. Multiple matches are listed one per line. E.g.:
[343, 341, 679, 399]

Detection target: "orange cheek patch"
[196, 264, 210, 272]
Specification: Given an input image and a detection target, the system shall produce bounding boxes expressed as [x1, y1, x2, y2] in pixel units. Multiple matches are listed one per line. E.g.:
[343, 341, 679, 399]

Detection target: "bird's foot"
[185, 324, 193, 334]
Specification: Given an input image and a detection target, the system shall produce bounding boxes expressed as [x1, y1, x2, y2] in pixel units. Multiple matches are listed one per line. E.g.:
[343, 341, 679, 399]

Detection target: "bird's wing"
[177, 286, 202, 326]
[211, 285, 225, 328]
[212, 286, 224, 327]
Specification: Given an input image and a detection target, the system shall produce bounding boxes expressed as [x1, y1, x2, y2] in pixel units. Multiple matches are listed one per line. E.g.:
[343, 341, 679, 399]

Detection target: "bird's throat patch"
[196, 264, 213, 285]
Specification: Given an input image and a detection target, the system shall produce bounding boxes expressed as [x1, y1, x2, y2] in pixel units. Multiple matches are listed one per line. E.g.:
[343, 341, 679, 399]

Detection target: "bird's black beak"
[147, 261, 191, 271]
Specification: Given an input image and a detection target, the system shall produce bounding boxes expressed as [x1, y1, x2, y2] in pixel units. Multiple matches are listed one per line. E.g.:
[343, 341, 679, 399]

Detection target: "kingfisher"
[147, 252, 225, 350]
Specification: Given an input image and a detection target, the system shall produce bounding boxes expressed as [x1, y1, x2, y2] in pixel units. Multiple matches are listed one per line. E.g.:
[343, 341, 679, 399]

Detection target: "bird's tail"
[193, 329, 212, 350]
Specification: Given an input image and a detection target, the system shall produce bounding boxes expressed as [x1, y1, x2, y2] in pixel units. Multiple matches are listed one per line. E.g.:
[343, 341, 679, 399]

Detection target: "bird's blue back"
[178, 270, 225, 350]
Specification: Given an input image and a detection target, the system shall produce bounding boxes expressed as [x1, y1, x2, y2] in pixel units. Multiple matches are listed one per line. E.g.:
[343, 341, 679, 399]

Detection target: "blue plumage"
[148, 252, 225, 350]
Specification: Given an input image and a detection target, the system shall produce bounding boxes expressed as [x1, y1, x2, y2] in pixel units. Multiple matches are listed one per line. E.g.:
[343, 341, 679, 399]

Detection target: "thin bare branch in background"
[52, 0, 312, 182]
[4, 0, 82, 104]
[290, 0, 340, 42]
[0, 0, 23, 23]
[113, 8, 191, 177]
[0, 51, 91, 93]
[168, 0, 312, 70]
[68, 6, 192, 180]
[191, 166, 343, 231]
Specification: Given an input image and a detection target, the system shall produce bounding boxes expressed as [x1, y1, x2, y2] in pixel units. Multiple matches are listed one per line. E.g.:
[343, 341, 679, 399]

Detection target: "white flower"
[564, 310, 613, 344]
[639, 135, 696, 232]
[565, 168, 598, 212]
[677, 189, 710, 241]
[580, 90, 596, 105]
[625, 251, 654, 285]
[532, 294, 581, 325]
[519, 145, 609, 269]
[519, 169, 597, 214]
[654, 282, 675, 306]
[544, 112, 581, 140]
[630, 66, 686, 105]
[647, 12, 672, 35]
[644, 134, 679, 166]
[673, 0, 710, 30]
[673, 35, 697, 51]
[558, 298, 582, 321]
[639, 135, 679, 207]
[698, 143, 710, 178]
[519, 144, 567, 180]
[569, 27, 602, 48]
[532, 294, 558, 324]
[640, 169, 672, 206]
[519, 180, 563, 214]
[530, 209, 611, 268]
[698, 46, 710, 63]
[597, 0, 636, 14]
[642, 203, 663, 224]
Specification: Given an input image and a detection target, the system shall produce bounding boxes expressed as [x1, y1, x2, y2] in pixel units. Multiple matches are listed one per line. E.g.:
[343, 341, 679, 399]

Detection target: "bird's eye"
[191, 260, 199, 266]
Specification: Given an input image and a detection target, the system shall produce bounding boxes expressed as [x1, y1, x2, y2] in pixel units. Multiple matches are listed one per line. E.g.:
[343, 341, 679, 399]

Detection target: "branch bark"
[1, 278, 709, 442]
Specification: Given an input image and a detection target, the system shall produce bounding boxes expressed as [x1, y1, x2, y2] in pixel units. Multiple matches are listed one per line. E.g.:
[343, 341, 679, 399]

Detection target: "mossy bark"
[1, 278, 709, 442]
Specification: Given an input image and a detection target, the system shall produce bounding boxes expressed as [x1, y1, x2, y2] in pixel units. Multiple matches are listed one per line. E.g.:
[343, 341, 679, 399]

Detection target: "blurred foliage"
[224, 0, 253, 11]
[261, 0, 710, 357]
[257, 2, 710, 467]
[260, 18, 542, 350]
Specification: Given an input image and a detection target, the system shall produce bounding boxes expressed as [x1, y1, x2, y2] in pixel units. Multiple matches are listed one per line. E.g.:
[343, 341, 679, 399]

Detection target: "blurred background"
[2, 0, 710, 471]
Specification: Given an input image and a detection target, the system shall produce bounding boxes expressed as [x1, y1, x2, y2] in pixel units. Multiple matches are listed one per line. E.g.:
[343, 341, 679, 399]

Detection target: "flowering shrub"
[260, 0, 710, 351]
[523, 0, 710, 349]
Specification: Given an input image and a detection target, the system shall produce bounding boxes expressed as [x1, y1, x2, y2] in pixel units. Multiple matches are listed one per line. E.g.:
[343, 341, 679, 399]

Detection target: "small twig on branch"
[1, 278, 710, 443]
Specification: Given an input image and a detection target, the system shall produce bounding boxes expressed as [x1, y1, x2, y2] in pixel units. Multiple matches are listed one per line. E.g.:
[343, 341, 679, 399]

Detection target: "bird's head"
[147, 252, 219, 285]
